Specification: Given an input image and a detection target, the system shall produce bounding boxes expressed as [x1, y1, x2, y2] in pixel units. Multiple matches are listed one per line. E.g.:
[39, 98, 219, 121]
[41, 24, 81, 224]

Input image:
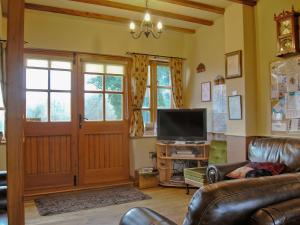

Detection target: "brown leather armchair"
[206, 137, 300, 184]
[119, 173, 300, 225]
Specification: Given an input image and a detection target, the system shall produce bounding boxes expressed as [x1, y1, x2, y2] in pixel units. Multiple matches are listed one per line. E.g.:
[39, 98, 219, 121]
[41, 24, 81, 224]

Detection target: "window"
[83, 62, 125, 121]
[25, 57, 72, 122]
[142, 62, 172, 126]
[0, 87, 4, 134]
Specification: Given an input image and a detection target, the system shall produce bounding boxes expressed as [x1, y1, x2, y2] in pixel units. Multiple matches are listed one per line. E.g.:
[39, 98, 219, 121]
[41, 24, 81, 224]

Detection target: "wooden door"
[77, 55, 130, 185]
[23, 52, 77, 191]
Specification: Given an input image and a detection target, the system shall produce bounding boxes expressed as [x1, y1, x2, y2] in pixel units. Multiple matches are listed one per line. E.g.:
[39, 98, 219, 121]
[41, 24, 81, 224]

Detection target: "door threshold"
[24, 179, 134, 201]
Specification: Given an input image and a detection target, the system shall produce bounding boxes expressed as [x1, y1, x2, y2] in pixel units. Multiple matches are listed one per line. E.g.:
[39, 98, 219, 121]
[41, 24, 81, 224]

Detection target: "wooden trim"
[70, 0, 213, 26]
[24, 3, 196, 34]
[228, 0, 257, 7]
[7, 0, 25, 225]
[157, 0, 224, 15]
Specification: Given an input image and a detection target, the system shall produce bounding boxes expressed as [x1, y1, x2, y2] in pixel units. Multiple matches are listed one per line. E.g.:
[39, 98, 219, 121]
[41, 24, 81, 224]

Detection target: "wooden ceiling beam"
[157, 0, 224, 15]
[228, 0, 257, 7]
[70, 0, 213, 26]
[25, 3, 196, 34]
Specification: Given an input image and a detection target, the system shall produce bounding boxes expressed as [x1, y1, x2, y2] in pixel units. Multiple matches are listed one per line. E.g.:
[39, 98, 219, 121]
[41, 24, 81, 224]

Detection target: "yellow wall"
[255, 0, 300, 136]
[23, 10, 186, 57]
[184, 17, 225, 132]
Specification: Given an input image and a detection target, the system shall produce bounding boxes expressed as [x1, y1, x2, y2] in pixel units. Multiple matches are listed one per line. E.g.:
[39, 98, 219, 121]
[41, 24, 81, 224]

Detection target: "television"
[157, 109, 207, 141]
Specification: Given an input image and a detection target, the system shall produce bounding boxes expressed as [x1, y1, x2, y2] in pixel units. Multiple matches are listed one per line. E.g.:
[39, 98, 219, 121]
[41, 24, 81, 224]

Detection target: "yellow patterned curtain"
[170, 58, 184, 108]
[130, 55, 149, 137]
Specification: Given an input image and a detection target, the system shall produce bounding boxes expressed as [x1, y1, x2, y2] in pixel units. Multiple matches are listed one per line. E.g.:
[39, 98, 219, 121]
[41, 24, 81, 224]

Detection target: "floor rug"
[35, 186, 151, 216]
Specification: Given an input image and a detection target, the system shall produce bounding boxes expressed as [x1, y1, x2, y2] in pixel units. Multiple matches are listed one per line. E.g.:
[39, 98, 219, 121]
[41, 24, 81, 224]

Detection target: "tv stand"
[156, 141, 209, 187]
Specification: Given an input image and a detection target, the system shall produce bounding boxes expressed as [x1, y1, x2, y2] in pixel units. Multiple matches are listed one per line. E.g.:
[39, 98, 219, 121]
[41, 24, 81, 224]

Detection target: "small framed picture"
[225, 50, 242, 79]
[228, 95, 242, 120]
[201, 81, 211, 102]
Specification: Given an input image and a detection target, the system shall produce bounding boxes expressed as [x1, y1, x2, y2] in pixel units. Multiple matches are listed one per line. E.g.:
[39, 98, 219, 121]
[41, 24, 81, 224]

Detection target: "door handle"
[79, 114, 88, 129]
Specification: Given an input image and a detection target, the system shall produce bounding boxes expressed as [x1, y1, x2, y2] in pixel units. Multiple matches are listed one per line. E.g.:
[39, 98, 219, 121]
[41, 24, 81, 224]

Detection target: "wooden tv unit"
[156, 141, 209, 187]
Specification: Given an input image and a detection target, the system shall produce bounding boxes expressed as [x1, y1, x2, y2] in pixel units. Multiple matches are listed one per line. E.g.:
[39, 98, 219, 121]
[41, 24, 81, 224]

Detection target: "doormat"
[35, 186, 151, 216]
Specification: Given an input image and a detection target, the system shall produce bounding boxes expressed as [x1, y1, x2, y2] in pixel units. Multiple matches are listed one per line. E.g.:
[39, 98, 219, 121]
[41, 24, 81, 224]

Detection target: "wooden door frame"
[7, 0, 25, 225]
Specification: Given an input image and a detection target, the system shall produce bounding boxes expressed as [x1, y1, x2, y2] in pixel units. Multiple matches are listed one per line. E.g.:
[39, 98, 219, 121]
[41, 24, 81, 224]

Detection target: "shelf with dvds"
[156, 142, 209, 187]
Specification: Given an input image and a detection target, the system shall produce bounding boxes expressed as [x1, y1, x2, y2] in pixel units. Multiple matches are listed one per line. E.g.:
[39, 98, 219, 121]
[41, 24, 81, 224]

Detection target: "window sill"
[130, 134, 157, 139]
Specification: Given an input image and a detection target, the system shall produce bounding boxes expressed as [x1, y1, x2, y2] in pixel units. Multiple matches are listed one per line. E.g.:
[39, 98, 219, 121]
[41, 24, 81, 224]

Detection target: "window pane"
[147, 67, 151, 86]
[26, 68, 48, 90]
[157, 88, 172, 109]
[50, 70, 71, 90]
[84, 63, 104, 73]
[84, 74, 103, 91]
[106, 65, 124, 74]
[85, 93, 103, 121]
[142, 110, 150, 125]
[50, 92, 71, 122]
[0, 87, 4, 108]
[0, 110, 4, 133]
[157, 65, 171, 86]
[105, 75, 123, 92]
[27, 59, 48, 68]
[143, 88, 150, 108]
[51, 61, 72, 70]
[105, 94, 123, 121]
[26, 91, 48, 122]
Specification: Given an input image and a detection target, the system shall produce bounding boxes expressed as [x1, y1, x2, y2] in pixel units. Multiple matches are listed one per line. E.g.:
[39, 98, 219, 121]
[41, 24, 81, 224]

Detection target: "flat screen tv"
[157, 109, 207, 141]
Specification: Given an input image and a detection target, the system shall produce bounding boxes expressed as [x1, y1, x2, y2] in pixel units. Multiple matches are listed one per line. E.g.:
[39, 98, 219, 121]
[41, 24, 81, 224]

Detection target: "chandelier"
[129, 0, 163, 39]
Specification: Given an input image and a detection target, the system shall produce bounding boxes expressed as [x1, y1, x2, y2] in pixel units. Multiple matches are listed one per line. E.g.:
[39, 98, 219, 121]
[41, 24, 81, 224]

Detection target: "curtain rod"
[126, 52, 186, 60]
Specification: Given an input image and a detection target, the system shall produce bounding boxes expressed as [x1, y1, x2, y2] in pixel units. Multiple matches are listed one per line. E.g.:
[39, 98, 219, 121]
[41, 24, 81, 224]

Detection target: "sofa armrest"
[250, 198, 300, 225]
[206, 161, 249, 183]
[119, 207, 177, 225]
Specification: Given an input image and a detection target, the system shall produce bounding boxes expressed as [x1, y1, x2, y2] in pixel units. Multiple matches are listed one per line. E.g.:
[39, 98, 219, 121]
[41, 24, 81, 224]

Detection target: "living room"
[2, 0, 300, 225]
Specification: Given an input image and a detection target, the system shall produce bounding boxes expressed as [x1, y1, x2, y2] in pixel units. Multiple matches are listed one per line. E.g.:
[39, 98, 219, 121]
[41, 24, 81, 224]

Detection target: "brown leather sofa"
[206, 137, 300, 183]
[120, 173, 300, 225]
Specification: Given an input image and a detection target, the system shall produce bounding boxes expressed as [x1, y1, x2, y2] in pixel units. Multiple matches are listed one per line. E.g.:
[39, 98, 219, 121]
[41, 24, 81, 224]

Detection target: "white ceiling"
[2, 0, 233, 30]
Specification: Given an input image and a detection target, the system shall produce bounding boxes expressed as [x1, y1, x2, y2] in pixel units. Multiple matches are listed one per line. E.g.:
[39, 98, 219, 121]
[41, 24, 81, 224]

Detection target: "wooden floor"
[25, 187, 196, 225]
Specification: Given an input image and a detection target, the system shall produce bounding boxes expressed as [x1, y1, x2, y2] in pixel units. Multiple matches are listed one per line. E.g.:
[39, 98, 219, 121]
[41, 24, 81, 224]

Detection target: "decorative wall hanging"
[196, 63, 206, 73]
[201, 82, 211, 102]
[225, 50, 242, 79]
[228, 95, 242, 120]
[274, 7, 300, 57]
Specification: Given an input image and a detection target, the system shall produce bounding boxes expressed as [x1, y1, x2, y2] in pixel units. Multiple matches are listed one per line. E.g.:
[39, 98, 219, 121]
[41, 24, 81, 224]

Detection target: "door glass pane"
[143, 88, 150, 108]
[105, 94, 123, 121]
[84, 74, 103, 91]
[157, 88, 172, 109]
[142, 110, 150, 125]
[50, 70, 71, 90]
[27, 59, 48, 68]
[0, 110, 4, 133]
[84, 63, 104, 73]
[106, 65, 124, 74]
[157, 65, 171, 86]
[26, 68, 48, 90]
[85, 93, 103, 121]
[105, 75, 123, 92]
[26, 91, 48, 122]
[51, 61, 72, 70]
[50, 92, 71, 122]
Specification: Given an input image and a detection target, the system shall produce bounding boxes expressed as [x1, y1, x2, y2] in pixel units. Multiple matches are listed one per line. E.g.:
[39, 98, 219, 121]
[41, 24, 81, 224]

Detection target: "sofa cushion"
[248, 138, 300, 170]
[226, 165, 254, 179]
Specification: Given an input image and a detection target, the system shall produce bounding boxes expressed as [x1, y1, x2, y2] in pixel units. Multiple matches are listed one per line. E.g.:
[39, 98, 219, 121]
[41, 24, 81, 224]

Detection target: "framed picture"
[225, 50, 242, 79]
[201, 81, 211, 102]
[228, 95, 242, 120]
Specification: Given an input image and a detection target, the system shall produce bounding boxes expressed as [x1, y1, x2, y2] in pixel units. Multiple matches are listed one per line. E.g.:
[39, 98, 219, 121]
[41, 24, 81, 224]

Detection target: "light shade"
[129, 22, 136, 31]
[144, 12, 151, 22]
[157, 21, 163, 30]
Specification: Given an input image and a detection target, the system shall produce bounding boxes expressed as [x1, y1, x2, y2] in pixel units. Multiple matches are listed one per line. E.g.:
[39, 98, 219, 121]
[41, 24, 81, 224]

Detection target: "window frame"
[82, 61, 126, 122]
[142, 61, 173, 126]
[24, 55, 73, 123]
